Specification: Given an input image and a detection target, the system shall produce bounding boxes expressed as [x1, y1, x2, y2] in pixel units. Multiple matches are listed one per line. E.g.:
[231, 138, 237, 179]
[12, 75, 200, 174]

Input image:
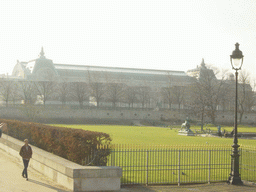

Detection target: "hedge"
[0, 119, 111, 165]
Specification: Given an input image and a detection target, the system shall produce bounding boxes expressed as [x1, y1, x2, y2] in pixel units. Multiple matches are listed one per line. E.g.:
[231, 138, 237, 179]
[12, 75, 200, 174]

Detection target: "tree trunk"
[97, 100, 100, 108]
[79, 100, 83, 109]
[239, 111, 244, 124]
[201, 108, 205, 131]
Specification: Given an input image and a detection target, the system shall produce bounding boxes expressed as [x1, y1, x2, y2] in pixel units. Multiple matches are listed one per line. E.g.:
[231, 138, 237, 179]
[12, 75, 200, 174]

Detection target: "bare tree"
[10, 81, 19, 105]
[137, 86, 151, 108]
[18, 80, 37, 104]
[33, 68, 57, 106]
[161, 73, 186, 110]
[187, 79, 208, 131]
[89, 82, 105, 108]
[171, 85, 185, 111]
[102, 72, 126, 108]
[70, 81, 88, 108]
[106, 83, 125, 108]
[34, 81, 56, 105]
[161, 87, 173, 109]
[125, 86, 138, 108]
[189, 65, 227, 125]
[87, 70, 106, 108]
[244, 91, 254, 112]
[237, 70, 254, 123]
[161, 74, 173, 110]
[60, 82, 70, 106]
[57, 77, 71, 107]
[0, 79, 14, 107]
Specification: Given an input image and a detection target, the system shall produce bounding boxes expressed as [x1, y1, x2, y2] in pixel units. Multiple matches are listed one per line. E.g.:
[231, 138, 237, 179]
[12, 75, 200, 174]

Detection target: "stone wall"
[0, 106, 256, 125]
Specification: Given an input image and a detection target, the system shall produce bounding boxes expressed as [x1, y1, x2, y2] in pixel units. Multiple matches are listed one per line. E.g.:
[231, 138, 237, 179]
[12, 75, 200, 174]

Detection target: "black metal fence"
[240, 147, 256, 183]
[91, 145, 256, 185]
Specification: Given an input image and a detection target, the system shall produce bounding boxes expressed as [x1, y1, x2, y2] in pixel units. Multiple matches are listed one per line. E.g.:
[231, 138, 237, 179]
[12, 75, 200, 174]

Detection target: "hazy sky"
[1, 0, 256, 77]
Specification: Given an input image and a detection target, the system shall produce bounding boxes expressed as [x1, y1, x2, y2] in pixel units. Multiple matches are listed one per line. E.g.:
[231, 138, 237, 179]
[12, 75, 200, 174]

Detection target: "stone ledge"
[0, 134, 122, 191]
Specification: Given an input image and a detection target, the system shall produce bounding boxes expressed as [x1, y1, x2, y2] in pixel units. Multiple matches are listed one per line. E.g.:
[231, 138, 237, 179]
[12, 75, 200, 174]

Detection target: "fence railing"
[240, 146, 256, 183]
[90, 144, 256, 185]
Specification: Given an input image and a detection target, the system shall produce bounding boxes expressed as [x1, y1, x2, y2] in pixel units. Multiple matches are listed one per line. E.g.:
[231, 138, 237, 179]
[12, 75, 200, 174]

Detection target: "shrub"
[0, 119, 111, 165]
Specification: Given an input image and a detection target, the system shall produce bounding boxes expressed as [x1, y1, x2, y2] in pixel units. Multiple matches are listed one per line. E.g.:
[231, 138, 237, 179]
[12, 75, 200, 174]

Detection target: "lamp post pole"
[228, 43, 243, 185]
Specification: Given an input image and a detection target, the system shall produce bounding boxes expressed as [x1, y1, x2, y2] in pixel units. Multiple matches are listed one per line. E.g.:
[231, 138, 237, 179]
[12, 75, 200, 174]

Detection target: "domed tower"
[198, 59, 216, 81]
[12, 47, 59, 80]
[30, 47, 58, 80]
[187, 58, 216, 80]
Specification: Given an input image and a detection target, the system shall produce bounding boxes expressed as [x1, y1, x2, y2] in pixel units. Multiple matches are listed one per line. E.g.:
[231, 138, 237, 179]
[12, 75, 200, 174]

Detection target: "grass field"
[51, 124, 256, 184]
[51, 124, 256, 147]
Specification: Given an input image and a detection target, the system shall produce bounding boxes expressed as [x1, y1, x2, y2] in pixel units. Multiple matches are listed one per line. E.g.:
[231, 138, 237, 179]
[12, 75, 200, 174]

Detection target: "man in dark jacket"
[19, 139, 32, 180]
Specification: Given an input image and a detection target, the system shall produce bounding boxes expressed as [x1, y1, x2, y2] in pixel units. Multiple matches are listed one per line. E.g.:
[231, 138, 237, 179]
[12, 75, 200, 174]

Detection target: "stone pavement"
[1, 148, 256, 192]
[0, 148, 71, 192]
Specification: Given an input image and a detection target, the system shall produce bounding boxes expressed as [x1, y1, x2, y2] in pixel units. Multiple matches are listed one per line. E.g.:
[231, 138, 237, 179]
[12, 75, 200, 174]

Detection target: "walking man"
[19, 139, 32, 180]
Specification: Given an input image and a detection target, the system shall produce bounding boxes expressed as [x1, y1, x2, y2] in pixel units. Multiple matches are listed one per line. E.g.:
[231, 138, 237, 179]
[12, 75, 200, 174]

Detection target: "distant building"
[2, 47, 255, 124]
[9, 48, 253, 113]
[12, 47, 191, 86]
[11, 48, 193, 108]
[187, 58, 216, 80]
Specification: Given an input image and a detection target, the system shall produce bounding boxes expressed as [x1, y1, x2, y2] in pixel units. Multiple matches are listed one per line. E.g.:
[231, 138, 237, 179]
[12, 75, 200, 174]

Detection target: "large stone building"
[1, 48, 253, 124]
[11, 48, 193, 108]
[12, 48, 191, 84]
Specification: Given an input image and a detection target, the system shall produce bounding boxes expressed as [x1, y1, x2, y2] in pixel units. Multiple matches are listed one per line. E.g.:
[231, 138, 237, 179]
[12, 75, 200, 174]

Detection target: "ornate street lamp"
[228, 43, 243, 185]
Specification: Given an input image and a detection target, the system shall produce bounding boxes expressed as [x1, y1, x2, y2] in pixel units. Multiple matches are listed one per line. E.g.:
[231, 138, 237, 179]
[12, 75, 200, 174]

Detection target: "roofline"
[53, 63, 185, 74]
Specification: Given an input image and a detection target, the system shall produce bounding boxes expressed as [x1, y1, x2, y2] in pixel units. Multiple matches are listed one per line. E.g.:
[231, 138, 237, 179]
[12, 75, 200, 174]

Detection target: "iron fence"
[240, 146, 256, 183]
[90, 145, 256, 185]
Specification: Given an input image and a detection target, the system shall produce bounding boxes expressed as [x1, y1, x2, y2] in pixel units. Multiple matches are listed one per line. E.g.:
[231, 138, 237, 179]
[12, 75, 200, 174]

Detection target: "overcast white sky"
[1, 0, 256, 77]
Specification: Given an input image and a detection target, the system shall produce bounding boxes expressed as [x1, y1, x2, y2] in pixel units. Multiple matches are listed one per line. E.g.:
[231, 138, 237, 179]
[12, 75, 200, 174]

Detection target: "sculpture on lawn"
[181, 118, 191, 131]
[179, 118, 194, 136]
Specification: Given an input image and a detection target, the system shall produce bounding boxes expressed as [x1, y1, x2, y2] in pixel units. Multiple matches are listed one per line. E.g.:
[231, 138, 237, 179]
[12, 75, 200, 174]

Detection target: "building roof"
[11, 48, 191, 85]
[54, 63, 187, 76]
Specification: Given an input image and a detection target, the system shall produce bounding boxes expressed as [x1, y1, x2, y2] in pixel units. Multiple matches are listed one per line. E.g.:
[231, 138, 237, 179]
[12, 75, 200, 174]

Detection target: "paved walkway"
[1, 148, 256, 192]
[0, 149, 71, 192]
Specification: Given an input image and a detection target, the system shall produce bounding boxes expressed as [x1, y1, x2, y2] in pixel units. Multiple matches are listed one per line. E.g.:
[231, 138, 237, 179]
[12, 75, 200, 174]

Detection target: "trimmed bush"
[0, 119, 111, 165]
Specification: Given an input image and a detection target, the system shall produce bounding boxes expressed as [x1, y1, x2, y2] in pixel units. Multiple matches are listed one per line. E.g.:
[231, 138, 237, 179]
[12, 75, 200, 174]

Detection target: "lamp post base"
[228, 176, 243, 185]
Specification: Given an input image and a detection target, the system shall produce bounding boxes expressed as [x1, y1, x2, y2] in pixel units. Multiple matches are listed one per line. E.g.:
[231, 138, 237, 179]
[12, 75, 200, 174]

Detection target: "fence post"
[240, 147, 242, 177]
[146, 150, 149, 186]
[208, 150, 211, 184]
[111, 145, 115, 166]
[178, 150, 181, 186]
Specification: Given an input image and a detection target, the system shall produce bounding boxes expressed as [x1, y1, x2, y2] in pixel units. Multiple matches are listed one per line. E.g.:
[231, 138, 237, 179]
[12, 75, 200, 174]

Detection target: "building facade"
[11, 48, 193, 109]
[5, 48, 254, 125]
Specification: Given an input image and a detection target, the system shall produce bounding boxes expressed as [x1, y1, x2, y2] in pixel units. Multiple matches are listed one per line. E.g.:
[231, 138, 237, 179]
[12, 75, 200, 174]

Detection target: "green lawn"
[190, 124, 256, 133]
[51, 124, 256, 147]
[51, 124, 256, 184]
